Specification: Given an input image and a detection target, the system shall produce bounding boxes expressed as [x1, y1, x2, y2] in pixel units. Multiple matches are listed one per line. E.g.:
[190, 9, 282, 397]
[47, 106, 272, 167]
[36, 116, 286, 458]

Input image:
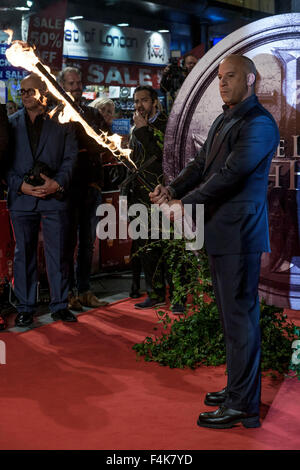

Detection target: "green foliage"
[133, 240, 297, 374]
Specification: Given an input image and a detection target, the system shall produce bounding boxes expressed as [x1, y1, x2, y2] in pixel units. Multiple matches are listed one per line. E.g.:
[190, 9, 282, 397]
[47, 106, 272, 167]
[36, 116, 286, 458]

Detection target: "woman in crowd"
[89, 97, 115, 127]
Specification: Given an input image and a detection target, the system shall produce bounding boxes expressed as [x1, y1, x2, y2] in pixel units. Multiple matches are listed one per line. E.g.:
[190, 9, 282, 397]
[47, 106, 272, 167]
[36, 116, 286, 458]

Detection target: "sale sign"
[64, 58, 164, 89]
[27, 0, 67, 70]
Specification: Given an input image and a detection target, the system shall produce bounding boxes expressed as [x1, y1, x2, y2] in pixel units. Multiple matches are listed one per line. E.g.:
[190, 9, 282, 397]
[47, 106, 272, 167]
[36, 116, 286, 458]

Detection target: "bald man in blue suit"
[6, 73, 78, 327]
[151, 55, 280, 429]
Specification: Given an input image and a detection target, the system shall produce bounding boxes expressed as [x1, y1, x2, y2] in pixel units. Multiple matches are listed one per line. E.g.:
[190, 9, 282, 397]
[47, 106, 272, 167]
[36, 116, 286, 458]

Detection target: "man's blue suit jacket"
[6, 108, 78, 212]
[169, 95, 280, 255]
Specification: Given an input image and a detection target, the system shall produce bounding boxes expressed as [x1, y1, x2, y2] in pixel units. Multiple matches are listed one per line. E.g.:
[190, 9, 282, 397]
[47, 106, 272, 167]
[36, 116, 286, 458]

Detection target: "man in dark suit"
[6, 73, 78, 327]
[120, 85, 171, 309]
[150, 55, 280, 429]
[57, 67, 109, 311]
[0, 103, 10, 329]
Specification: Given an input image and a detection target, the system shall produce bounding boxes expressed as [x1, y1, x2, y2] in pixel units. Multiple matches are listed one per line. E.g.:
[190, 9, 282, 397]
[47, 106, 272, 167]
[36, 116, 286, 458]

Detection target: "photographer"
[160, 54, 198, 100]
[6, 73, 78, 327]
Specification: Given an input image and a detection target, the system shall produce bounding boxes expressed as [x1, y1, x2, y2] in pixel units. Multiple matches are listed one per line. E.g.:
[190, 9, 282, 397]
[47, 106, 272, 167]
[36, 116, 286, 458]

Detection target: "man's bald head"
[20, 73, 48, 112]
[21, 73, 47, 92]
[218, 54, 257, 108]
[220, 55, 257, 84]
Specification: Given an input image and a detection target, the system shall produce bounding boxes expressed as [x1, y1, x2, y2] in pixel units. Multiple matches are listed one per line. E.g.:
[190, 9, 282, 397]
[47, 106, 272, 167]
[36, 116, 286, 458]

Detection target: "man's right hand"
[20, 181, 47, 198]
[149, 184, 171, 204]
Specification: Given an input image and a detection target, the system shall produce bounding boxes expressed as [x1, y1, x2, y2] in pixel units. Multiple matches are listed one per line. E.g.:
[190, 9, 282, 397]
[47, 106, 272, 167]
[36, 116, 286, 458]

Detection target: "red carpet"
[0, 297, 299, 450]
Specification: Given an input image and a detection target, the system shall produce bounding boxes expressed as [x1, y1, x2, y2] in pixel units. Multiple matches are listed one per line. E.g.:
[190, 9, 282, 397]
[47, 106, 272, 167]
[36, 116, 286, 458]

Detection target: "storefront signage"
[64, 58, 163, 89]
[63, 20, 170, 65]
[0, 44, 27, 81]
[26, 0, 67, 70]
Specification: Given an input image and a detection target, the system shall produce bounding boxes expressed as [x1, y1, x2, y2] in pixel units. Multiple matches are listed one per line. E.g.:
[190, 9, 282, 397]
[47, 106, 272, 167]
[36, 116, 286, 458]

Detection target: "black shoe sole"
[51, 314, 78, 322]
[197, 416, 261, 429]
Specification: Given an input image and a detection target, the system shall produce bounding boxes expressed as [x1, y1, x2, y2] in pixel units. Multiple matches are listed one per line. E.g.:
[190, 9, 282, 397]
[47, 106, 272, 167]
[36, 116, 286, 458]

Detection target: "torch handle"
[136, 174, 155, 193]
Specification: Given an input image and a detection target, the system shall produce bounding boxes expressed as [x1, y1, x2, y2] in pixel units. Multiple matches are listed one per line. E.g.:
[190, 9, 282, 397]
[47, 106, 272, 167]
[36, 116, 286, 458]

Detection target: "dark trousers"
[130, 238, 187, 302]
[10, 209, 70, 313]
[131, 238, 166, 300]
[208, 252, 262, 415]
[68, 188, 102, 294]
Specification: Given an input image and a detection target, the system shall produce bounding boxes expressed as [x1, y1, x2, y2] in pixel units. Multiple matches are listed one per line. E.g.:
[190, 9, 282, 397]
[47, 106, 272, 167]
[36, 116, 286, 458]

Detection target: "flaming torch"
[5, 41, 155, 191]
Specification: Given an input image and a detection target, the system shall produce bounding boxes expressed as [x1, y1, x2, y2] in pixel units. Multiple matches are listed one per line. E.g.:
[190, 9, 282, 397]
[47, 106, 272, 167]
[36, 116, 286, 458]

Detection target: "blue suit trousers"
[10, 209, 70, 314]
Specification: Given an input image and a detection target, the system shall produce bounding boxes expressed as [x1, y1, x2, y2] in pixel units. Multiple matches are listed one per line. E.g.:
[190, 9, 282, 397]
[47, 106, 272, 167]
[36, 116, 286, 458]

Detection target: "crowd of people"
[0, 52, 280, 430]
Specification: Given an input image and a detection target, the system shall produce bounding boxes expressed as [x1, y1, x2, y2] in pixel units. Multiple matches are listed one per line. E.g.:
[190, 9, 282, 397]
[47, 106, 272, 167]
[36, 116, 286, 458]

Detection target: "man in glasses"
[5, 73, 78, 327]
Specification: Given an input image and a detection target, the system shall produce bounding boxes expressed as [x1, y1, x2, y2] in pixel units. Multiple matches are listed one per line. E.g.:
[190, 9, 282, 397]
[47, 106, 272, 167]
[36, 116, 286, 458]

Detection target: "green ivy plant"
[133, 239, 297, 374]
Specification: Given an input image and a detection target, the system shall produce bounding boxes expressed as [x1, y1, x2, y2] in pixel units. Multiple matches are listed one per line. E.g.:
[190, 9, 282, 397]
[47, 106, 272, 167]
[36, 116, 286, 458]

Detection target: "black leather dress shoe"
[204, 387, 227, 406]
[15, 312, 34, 327]
[197, 406, 260, 429]
[51, 309, 78, 322]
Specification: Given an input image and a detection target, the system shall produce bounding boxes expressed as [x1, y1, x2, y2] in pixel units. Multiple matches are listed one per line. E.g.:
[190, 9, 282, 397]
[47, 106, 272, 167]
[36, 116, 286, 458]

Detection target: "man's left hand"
[33, 174, 60, 198]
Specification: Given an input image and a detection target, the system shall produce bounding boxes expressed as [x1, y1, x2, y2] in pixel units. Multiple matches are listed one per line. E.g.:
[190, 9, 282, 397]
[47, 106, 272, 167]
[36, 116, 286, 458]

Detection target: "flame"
[4, 29, 13, 44]
[5, 40, 39, 71]
[5, 40, 136, 167]
[55, 101, 136, 167]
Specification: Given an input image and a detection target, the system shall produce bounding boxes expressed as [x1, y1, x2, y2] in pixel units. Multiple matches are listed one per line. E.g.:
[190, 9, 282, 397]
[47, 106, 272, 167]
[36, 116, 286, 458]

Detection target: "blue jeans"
[68, 187, 102, 294]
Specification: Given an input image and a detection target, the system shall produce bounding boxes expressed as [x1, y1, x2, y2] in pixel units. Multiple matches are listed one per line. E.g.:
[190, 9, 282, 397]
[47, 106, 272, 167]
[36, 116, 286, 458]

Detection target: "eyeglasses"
[19, 88, 36, 97]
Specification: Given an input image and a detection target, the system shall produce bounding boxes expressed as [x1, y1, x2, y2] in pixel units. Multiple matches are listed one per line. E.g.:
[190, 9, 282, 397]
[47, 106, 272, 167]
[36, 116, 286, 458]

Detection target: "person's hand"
[20, 181, 42, 197]
[133, 111, 148, 129]
[164, 199, 184, 222]
[21, 174, 60, 198]
[149, 184, 171, 204]
[37, 174, 60, 197]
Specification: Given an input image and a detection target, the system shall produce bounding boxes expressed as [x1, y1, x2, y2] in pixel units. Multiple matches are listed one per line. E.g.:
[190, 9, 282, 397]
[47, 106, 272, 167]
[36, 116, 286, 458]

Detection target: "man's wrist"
[167, 185, 177, 199]
[54, 181, 64, 193]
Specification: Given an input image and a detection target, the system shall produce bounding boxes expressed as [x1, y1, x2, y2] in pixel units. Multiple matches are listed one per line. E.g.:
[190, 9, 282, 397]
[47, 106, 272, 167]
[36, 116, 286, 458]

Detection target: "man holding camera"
[6, 73, 78, 327]
[160, 54, 198, 101]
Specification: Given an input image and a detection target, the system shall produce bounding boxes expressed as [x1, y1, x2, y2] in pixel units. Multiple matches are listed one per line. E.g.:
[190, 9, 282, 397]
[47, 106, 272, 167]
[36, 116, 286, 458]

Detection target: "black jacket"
[170, 95, 280, 255]
[70, 105, 109, 197]
[121, 112, 168, 204]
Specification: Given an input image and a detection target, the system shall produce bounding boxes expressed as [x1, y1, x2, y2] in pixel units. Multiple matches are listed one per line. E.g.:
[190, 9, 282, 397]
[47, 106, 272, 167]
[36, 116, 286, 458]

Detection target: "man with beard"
[57, 67, 109, 311]
[121, 85, 172, 309]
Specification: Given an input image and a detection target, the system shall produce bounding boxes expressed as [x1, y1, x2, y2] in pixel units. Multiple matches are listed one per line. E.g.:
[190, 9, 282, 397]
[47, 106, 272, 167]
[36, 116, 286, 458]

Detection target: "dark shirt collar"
[24, 108, 47, 123]
[222, 94, 257, 119]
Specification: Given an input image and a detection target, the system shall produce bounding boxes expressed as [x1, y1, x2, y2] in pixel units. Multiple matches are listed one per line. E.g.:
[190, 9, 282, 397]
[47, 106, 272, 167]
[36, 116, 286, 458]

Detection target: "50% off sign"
[28, 16, 65, 67]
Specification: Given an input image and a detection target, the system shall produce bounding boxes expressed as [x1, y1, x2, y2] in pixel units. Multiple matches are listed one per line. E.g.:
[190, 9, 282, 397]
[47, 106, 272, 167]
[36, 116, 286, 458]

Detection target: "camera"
[24, 161, 54, 186]
[23, 161, 65, 200]
[160, 53, 186, 97]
